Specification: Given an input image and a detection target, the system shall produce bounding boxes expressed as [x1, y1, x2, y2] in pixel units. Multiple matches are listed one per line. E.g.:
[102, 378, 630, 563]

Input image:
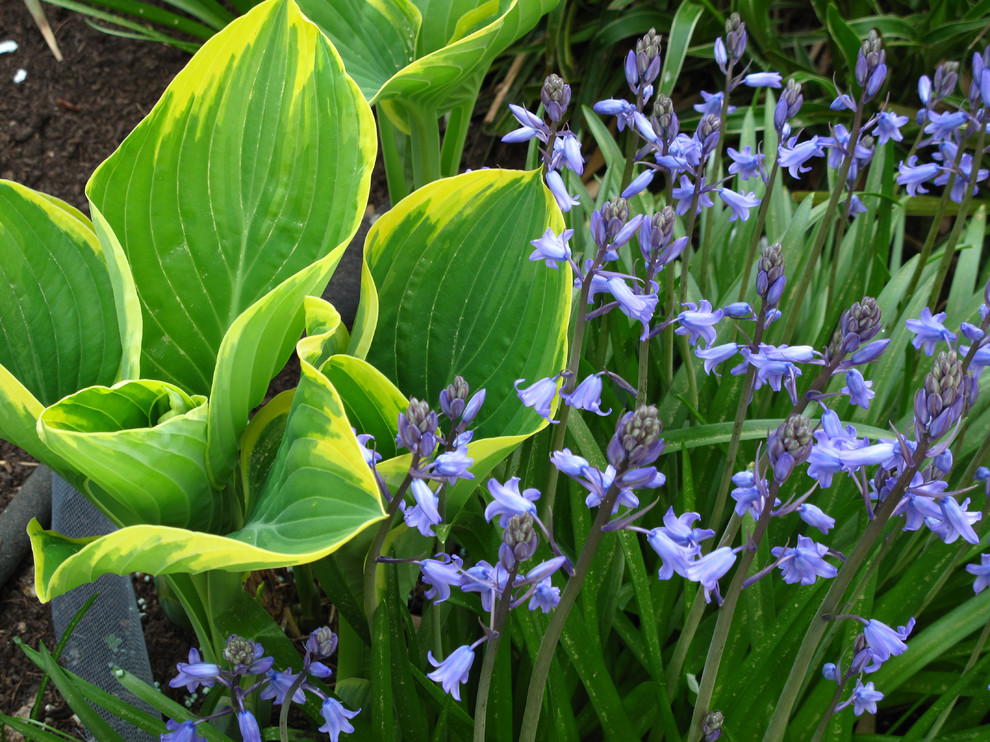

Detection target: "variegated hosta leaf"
[296, 0, 557, 113]
[86, 0, 376, 397]
[38, 380, 213, 529]
[29, 299, 385, 602]
[0, 181, 131, 476]
[362, 168, 571, 442]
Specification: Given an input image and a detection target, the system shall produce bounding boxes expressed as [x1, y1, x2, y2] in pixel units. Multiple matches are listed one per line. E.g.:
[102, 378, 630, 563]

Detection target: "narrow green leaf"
[658, 1, 704, 96]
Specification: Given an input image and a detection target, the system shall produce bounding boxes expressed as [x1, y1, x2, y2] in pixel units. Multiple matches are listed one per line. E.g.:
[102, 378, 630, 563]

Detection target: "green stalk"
[518, 480, 626, 742]
[363, 470, 416, 628]
[737, 159, 780, 301]
[697, 67, 733, 297]
[778, 104, 865, 344]
[688, 480, 780, 742]
[377, 112, 410, 204]
[762, 441, 932, 740]
[406, 104, 442, 191]
[473, 567, 519, 742]
[440, 100, 475, 179]
[900, 144, 966, 311]
[927, 124, 987, 309]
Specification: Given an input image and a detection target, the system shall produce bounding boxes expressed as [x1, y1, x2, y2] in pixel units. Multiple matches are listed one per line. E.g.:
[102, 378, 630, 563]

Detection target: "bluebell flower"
[831, 92, 856, 111]
[965, 554, 990, 593]
[923, 110, 968, 142]
[807, 410, 869, 488]
[318, 698, 361, 742]
[353, 430, 381, 466]
[622, 168, 656, 198]
[696, 343, 741, 376]
[693, 90, 734, 117]
[561, 373, 612, 416]
[862, 617, 915, 664]
[713, 37, 728, 71]
[896, 155, 940, 196]
[906, 307, 957, 355]
[237, 710, 262, 742]
[169, 648, 219, 693]
[842, 368, 875, 409]
[608, 278, 658, 339]
[672, 176, 714, 215]
[718, 187, 760, 221]
[778, 135, 824, 179]
[593, 98, 638, 130]
[928, 496, 981, 544]
[798, 503, 835, 534]
[822, 663, 840, 682]
[527, 577, 560, 613]
[427, 644, 477, 701]
[743, 72, 782, 88]
[420, 553, 465, 603]
[687, 547, 738, 604]
[485, 477, 540, 526]
[647, 528, 695, 580]
[675, 300, 724, 347]
[932, 145, 989, 203]
[545, 170, 579, 212]
[891, 476, 944, 531]
[162, 720, 207, 742]
[460, 560, 504, 612]
[261, 668, 307, 705]
[843, 338, 890, 367]
[550, 447, 590, 477]
[727, 146, 765, 181]
[771, 536, 838, 585]
[722, 302, 754, 319]
[552, 132, 584, 174]
[874, 110, 908, 145]
[730, 469, 771, 519]
[402, 479, 442, 537]
[514, 375, 561, 422]
[580, 465, 641, 513]
[656, 134, 702, 175]
[660, 507, 715, 550]
[838, 680, 883, 716]
[428, 445, 474, 486]
[732, 344, 820, 404]
[502, 104, 549, 143]
[529, 228, 574, 268]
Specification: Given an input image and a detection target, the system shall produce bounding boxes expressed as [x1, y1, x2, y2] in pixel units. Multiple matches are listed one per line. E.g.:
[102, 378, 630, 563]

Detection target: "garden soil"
[1, 3, 526, 735]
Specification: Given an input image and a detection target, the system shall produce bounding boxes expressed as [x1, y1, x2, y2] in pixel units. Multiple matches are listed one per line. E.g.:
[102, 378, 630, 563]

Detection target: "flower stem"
[687, 481, 779, 742]
[518, 482, 624, 742]
[363, 469, 416, 628]
[473, 567, 518, 742]
[737, 159, 780, 302]
[761, 441, 931, 740]
[778, 103, 865, 344]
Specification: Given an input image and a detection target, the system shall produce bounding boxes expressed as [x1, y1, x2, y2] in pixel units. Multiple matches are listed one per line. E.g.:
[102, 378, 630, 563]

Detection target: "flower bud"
[933, 61, 959, 102]
[725, 12, 746, 64]
[698, 113, 721, 157]
[541, 74, 571, 123]
[398, 398, 439, 457]
[703, 710, 725, 741]
[767, 414, 814, 483]
[223, 636, 256, 668]
[500, 513, 540, 570]
[440, 376, 470, 420]
[591, 198, 631, 248]
[774, 79, 803, 134]
[607, 405, 664, 469]
[914, 350, 965, 439]
[830, 296, 882, 357]
[651, 94, 678, 143]
[306, 626, 338, 658]
[856, 30, 886, 99]
[756, 243, 786, 310]
[635, 28, 663, 88]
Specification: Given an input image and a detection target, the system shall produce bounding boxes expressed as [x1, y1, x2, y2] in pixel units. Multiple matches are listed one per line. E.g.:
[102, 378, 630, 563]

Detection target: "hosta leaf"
[0, 181, 126, 474]
[373, 0, 558, 113]
[38, 380, 213, 529]
[86, 0, 375, 396]
[293, 0, 419, 101]
[29, 303, 386, 602]
[362, 168, 570, 443]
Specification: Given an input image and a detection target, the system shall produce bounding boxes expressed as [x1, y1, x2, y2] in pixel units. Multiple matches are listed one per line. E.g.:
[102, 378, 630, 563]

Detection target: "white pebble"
[13, 69, 27, 84]
[0, 40, 18, 55]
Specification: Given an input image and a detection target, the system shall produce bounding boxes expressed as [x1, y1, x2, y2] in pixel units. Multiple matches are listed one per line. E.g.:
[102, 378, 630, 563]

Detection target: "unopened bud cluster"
[608, 405, 664, 468]
[774, 79, 803, 134]
[398, 398, 439, 458]
[756, 243, 786, 310]
[501, 513, 540, 570]
[856, 29, 886, 100]
[223, 635, 256, 668]
[724, 13, 747, 65]
[591, 198, 631, 248]
[541, 74, 571, 123]
[768, 414, 813, 483]
[830, 297, 882, 357]
[914, 350, 965, 439]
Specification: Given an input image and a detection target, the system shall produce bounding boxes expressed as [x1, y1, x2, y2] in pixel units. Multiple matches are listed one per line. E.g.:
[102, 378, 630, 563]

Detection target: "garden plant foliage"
[2, 1, 990, 741]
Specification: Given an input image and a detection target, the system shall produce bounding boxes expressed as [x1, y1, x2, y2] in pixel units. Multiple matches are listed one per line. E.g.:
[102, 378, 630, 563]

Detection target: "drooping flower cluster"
[164, 630, 358, 742]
